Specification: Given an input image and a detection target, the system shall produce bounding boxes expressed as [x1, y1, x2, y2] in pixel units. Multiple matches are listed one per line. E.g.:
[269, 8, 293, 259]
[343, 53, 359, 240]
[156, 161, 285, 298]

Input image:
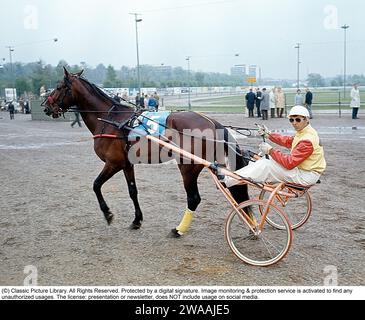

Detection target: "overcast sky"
[1, 0, 364, 79]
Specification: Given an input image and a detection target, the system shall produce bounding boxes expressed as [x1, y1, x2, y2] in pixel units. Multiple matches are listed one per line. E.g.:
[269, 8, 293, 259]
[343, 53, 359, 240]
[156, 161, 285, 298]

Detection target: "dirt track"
[0, 111, 364, 286]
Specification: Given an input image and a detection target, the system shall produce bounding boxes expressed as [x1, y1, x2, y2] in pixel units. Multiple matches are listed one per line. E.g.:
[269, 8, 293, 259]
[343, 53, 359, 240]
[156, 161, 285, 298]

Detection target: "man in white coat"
[269, 87, 276, 118]
[350, 84, 360, 119]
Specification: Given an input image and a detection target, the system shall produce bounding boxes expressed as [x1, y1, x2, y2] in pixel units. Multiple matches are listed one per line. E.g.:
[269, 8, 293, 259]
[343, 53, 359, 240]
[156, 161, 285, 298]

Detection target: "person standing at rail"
[153, 92, 160, 112]
[275, 87, 285, 118]
[294, 89, 304, 106]
[148, 94, 158, 111]
[350, 83, 361, 120]
[260, 88, 270, 121]
[269, 87, 276, 118]
[226, 105, 326, 187]
[245, 88, 256, 118]
[305, 87, 314, 119]
[255, 88, 262, 118]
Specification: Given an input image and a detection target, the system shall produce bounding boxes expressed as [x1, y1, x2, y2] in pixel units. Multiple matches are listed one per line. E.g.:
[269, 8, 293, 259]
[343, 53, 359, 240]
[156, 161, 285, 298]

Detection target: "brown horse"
[44, 67, 249, 236]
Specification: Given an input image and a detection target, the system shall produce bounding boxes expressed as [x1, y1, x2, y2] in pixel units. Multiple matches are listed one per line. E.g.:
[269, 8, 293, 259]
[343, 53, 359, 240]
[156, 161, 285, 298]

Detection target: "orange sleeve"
[269, 133, 294, 149]
[271, 140, 314, 170]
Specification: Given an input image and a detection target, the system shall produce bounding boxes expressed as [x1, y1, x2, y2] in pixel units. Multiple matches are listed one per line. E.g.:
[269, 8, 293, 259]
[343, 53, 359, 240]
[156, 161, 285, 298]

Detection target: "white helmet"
[288, 105, 310, 118]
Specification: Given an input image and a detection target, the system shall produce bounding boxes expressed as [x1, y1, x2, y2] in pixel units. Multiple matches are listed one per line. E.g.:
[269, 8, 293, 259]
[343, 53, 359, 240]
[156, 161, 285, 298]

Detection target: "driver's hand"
[257, 124, 271, 139]
[259, 142, 273, 155]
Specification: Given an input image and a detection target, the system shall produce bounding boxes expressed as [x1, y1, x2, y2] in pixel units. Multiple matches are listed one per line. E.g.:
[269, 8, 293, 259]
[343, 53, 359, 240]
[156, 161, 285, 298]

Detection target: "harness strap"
[93, 134, 121, 139]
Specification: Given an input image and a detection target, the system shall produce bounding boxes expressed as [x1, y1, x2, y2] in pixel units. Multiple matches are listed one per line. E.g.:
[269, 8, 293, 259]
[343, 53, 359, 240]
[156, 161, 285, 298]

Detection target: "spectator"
[122, 90, 128, 101]
[153, 92, 160, 112]
[350, 84, 361, 120]
[269, 87, 276, 118]
[19, 99, 25, 113]
[294, 89, 304, 106]
[148, 95, 158, 111]
[260, 88, 270, 121]
[1, 100, 6, 111]
[255, 88, 262, 118]
[8, 101, 15, 120]
[144, 94, 149, 109]
[71, 109, 82, 128]
[140, 93, 145, 108]
[275, 87, 285, 118]
[114, 93, 121, 103]
[245, 88, 256, 118]
[40, 85, 47, 97]
[24, 100, 30, 114]
[305, 87, 314, 119]
[135, 93, 141, 108]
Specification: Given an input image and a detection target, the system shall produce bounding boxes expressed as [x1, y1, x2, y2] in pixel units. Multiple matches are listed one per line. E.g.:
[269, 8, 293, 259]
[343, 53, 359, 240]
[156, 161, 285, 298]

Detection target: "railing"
[28, 90, 364, 120]
[284, 90, 364, 117]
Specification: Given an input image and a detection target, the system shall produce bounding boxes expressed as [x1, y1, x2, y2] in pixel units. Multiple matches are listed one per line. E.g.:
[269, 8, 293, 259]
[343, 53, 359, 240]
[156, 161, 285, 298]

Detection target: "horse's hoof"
[106, 213, 114, 225]
[130, 222, 141, 230]
[170, 228, 182, 238]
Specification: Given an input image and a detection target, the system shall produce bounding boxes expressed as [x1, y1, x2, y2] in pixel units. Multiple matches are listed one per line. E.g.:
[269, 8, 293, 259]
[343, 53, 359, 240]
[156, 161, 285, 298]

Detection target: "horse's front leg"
[93, 163, 121, 225]
[123, 163, 143, 230]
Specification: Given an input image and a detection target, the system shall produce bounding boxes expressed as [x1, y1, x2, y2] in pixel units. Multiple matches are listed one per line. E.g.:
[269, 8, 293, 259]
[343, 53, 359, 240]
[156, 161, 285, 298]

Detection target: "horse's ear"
[76, 70, 84, 77]
[63, 66, 70, 79]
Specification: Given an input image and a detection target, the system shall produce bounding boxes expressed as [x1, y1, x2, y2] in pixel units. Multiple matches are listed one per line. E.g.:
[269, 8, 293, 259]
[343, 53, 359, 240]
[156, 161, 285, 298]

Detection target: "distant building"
[231, 64, 246, 77]
[248, 65, 257, 77]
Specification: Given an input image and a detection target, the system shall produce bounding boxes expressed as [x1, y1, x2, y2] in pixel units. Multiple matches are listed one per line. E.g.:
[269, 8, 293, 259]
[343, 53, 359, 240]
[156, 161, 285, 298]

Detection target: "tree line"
[0, 59, 364, 98]
[0, 60, 244, 97]
[306, 73, 365, 88]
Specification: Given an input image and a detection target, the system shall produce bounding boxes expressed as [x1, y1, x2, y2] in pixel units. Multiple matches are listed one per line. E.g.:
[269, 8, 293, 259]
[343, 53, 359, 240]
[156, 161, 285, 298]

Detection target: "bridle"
[42, 77, 74, 117]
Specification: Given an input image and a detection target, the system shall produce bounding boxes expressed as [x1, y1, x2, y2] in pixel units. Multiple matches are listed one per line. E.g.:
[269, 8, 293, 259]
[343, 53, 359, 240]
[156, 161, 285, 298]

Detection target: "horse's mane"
[78, 77, 133, 111]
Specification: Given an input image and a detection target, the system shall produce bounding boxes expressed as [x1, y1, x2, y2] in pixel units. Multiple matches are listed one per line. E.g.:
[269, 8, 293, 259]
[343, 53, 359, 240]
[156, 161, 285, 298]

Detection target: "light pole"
[5, 46, 16, 100]
[5, 38, 58, 100]
[130, 13, 142, 95]
[186, 56, 191, 110]
[294, 43, 301, 89]
[159, 63, 164, 90]
[341, 24, 350, 98]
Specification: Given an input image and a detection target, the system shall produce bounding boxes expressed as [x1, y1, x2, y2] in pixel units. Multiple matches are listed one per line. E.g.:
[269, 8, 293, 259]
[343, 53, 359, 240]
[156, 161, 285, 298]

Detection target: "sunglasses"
[289, 117, 305, 123]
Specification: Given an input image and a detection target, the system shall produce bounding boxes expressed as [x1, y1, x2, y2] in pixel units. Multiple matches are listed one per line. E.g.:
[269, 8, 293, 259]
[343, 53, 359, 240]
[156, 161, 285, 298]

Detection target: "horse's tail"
[223, 127, 249, 171]
[211, 121, 250, 204]
[222, 127, 250, 204]
[209, 119, 247, 170]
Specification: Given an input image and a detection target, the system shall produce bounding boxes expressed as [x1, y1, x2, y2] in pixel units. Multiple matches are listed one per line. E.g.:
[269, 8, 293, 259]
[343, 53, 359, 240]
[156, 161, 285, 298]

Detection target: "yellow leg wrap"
[176, 208, 194, 235]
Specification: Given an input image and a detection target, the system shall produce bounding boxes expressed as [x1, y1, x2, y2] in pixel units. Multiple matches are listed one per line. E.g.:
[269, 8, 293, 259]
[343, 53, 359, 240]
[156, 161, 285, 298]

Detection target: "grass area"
[193, 96, 243, 106]
[165, 91, 364, 113]
[166, 105, 243, 113]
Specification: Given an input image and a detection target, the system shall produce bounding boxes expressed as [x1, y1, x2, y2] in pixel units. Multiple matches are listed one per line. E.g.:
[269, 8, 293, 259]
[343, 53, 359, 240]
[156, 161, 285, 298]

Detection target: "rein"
[45, 75, 258, 160]
[225, 126, 259, 137]
[96, 115, 260, 162]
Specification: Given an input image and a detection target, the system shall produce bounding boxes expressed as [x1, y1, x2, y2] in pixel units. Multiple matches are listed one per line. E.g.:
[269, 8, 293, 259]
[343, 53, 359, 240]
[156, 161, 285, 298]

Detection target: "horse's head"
[43, 67, 83, 118]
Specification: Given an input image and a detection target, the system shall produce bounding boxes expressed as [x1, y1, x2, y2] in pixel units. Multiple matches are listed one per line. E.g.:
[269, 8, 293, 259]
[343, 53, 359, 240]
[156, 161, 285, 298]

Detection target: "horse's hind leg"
[123, 163, 143, 230]
[93, 163, 121, 225]
[171, 164, 204, 237]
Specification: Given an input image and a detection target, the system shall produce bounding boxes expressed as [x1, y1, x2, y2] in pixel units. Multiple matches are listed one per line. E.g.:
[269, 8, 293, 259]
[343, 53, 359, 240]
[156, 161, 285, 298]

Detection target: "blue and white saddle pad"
[128, 111, 171, 140]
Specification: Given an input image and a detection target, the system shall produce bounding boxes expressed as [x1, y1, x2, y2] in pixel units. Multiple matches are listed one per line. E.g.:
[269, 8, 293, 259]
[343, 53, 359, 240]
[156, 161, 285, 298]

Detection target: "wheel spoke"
[259, 189, 312, 230]
[225, 200, 292, 267]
